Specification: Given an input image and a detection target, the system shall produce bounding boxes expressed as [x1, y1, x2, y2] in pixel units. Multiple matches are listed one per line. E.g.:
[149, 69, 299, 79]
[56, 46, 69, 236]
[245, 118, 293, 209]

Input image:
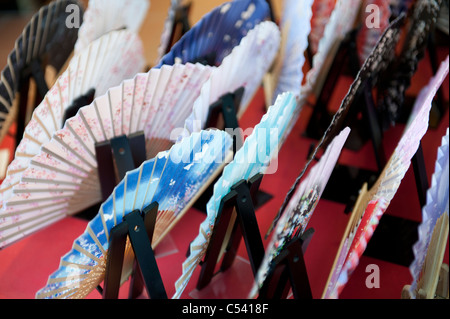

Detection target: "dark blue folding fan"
[156, 0, 270, 67]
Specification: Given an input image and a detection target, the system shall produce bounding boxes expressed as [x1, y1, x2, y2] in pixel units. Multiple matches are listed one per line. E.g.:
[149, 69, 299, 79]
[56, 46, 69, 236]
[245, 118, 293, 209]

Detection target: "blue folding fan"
[174, 91, 297, 298]
[156, 0, 271, 67]
[35, 129, 233, 299]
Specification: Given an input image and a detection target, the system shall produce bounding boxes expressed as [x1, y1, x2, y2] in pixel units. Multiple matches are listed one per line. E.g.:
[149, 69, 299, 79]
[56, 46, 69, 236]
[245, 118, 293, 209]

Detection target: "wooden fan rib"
[73, 243, 102, 264]
[45, 136, 94, 172]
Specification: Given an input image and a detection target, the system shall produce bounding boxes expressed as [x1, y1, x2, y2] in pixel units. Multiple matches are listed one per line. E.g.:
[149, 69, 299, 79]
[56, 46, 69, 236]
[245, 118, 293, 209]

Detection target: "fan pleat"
[35, 130, 232, 299]
[0, 29, 144, 212]
[323, 56, 449, 299]
[175, 92, 297, 299]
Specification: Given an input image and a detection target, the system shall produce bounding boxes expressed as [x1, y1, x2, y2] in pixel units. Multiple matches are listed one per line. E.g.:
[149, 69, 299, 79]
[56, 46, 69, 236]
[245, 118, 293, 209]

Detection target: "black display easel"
[196, 173, 265, 289]
[91, 131, 167, 299]
[98, 201, 168, 299]
[196, 173, 314, 299]
[304, 28, 360, 142]
[61, 88, 96, 125]
[164, 1, 192, 55]
[205, 86, 244, 155]
[95, 131, 147, 202]
[192, 87, 273, 213]
[258, 228, 314, 299]
[15, 58, 49, 148]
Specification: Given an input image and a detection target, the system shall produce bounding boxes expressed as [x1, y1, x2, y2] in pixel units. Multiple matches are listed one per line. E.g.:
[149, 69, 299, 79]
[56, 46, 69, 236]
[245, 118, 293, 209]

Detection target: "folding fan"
[156, 0, 270, 68]
[356, 0, 391, 64]
[0, 0, 84, 145]
[264, 0, 313, 106]
[249, 126, 351, 299]
[322, 55, 449, 299]
[309, 0, 336, 57]
[0, 29, 145, 210]
[0, 62, 214, 249]
[267, 14, 405, 237]
[184, 21, 280, 135]
[174, 91, 298, 299]
[377, 0, 443, 128]
[156, 0, 182, 64]
[74, 0, 150, 54]
[34, 129, 233, 299]
[408, 127, 448, 299]
[301, 0, 361, 98]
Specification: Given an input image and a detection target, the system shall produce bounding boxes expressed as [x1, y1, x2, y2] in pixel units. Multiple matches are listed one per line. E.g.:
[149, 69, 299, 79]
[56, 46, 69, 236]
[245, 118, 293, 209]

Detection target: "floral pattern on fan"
[0, 29, 145, 211]
[74, 0, 149, 54]
[323, 56, 449, 299]
[184, 21, 280, 135]
[249, 127, 350, 298]
[408, 128, 449, 298]
[268, 14, 405, 237]
[174, 92, 298, 299]
[0, 62, 213, 249]
[35, 129, 233, 299]
[156, 0, 270, 68]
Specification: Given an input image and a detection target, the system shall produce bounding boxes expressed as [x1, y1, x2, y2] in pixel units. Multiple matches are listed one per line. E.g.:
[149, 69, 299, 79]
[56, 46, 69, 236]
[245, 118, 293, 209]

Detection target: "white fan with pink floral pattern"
[0, 29, 145, 213]
[0, 62, 213, 249]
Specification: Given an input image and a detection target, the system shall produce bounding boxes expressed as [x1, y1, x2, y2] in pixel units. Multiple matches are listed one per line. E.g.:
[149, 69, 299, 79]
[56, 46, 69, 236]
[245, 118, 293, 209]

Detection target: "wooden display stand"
[163, 1, 192, 55]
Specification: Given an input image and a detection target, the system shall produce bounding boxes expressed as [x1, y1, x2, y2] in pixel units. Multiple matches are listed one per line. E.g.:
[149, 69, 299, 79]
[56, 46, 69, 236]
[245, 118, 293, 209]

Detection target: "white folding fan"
[0, 29, 145, 210]
[0, 0, 84, 145]
[322, 55, 449, 299]
[184, 20, 280, 135]
[263, 0, 313, 106]
[249, 126, 351, 298]
[408, 128, 448, 299]
[35, 129, 233, 299]
[174, 91, 298, 299]
[74, 0, 150, 54]
[0, 62, 214, 249]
